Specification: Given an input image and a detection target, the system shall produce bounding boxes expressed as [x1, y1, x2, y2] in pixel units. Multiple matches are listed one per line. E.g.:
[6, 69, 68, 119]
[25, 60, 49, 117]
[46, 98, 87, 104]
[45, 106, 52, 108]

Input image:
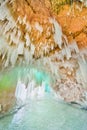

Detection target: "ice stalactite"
[15, 80, 47, 105]
[35, 22, 43, 33]
[25, 33, 31, 47]
[14, 68, 53, 106]
[49, 18, 62, 49]
[78, 58, 87, 85]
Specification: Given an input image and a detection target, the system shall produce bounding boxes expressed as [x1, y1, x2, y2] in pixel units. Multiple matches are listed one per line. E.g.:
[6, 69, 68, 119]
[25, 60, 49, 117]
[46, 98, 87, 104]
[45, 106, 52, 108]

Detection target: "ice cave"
[0, 0, 87, 130]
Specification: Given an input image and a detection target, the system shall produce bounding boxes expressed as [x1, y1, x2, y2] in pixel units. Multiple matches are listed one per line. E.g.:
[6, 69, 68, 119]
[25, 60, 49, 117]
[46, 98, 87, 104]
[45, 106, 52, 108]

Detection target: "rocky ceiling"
[0, 0, 87, 60]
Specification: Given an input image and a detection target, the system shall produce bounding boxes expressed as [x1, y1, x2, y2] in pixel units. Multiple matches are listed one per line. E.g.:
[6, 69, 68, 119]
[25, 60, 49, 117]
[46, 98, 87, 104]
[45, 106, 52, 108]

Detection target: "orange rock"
[57, 3, 87, 48]
[6, 0, 87, 50]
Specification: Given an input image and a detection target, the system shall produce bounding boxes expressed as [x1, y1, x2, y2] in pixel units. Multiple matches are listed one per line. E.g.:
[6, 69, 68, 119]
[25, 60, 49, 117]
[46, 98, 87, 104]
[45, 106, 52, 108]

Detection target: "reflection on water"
[0, 94, 87, 130]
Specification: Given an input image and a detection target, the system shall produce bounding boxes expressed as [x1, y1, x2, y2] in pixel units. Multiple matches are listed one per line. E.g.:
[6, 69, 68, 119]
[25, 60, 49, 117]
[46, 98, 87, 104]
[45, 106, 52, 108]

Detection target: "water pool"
[0, 94, 87, 130]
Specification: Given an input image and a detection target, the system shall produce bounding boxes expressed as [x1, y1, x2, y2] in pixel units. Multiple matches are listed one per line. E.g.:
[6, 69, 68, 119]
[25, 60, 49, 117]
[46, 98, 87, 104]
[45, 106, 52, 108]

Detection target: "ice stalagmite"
[15, 80, 27, 105]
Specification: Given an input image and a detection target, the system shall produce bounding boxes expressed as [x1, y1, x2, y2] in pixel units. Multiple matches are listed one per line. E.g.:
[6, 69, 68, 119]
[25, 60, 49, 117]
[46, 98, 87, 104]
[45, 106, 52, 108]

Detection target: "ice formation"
[50, 18, 62, 49]
[0, 0, 87, 109]
[15, 80, 27, 105]
[35, 22, 43, 33]
[15, 79, 52, 105]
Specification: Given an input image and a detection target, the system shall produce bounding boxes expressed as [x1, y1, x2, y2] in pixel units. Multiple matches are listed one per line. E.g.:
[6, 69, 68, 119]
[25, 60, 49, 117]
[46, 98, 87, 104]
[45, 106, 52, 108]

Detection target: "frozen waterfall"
[15, 78, 52, 106]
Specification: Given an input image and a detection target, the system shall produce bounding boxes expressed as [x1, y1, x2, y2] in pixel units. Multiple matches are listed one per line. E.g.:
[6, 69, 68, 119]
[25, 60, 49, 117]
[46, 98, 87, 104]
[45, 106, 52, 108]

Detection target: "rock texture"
[0, 89, 15, 114]
[0, 0, 87, 62]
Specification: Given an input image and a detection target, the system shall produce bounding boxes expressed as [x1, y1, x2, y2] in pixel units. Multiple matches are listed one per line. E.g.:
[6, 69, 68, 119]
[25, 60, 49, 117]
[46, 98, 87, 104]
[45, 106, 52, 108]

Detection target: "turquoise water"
[0, 66, 52, 90]
[0, 94, 87, 130]
[0, 66, 87, 130]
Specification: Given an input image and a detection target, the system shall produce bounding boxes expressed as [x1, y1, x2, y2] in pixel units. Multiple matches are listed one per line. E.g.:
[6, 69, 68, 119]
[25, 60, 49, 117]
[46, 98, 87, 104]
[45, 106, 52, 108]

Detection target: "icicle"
[70, 41, 79, 54]
[17, 43, 24, 55]
[61, 48, 66, 57]
[81, 54, 86, 63]
[73, 41, 79, 54]
[27, 80, 36, 99]
[76, 69, 82, 84]
[4, 48, 12, 67]
[51, 44, 54, 51]
[0, 36, 8, 55]
[65, 46, 71, 60]
[37, 84, 45, 98]
[0, 6, 8, 20]
[10, 32, 18, 45]
[23, 15, 27, 25]
[17, 30, 21, 39]
[24, 48, 30, 63]
[30, 44, 35, 55]
[2, 50, 7, 60]
[3, 20, 15, 35]
[10, 49, 18, 66]
[57, 52, 64, 62]
[17, 16, 22, 24]
[25, 33, 31, 47]
[78, 58, 87, 83]
[35, 22, 43, 33]
[5, 31, 10, 40]
[50, 18, 62, 49]
[15, 80, 27, 105]
[25, 22, 31, 32]
[63, 35, 71, 60]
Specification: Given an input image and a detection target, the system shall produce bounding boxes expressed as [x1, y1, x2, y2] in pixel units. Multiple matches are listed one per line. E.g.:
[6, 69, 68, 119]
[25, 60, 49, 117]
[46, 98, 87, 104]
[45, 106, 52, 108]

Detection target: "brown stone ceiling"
[7, 0, 87, 50]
